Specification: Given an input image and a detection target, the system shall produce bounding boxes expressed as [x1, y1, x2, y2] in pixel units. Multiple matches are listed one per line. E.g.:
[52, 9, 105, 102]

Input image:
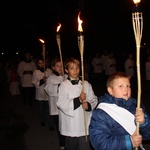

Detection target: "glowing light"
[133, 0, 140, 4]
[78, 12, 83, 32]
[56, 23, 61, 32]
[39, 39, 45, 44]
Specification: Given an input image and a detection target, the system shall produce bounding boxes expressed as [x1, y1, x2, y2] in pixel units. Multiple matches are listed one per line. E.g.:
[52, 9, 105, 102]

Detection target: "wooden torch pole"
[77, 12, 87, 142]
[39, 39, 46, 72]
[132, 1, 143, 149]
[39, 38, 46, 99]
[56, 23, 64, 77]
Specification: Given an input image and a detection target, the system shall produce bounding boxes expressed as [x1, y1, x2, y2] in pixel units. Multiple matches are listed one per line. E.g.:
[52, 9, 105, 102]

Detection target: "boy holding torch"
[56, 57, 98, 150]
[89, 71, 150, 150]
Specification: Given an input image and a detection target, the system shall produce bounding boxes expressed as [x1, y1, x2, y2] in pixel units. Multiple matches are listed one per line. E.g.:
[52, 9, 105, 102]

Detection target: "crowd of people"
[1, 49, 150, 150]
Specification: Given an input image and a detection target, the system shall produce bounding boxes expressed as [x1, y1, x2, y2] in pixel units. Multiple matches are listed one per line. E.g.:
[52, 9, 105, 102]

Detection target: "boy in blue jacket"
[89, 71, 150, 150]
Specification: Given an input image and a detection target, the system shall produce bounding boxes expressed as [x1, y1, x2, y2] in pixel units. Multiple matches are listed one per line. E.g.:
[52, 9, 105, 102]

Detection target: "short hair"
[51, 57, 61, 67]
[64, 58, 80, 70]
[106, 71, 130, 88]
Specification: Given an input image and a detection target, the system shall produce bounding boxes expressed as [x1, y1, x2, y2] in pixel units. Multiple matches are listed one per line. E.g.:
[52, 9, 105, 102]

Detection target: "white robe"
[31, 68, 52, 100]
[17, 61, 37, 87]
[44, 74, 68, 115]
[57, 79, 98, 137]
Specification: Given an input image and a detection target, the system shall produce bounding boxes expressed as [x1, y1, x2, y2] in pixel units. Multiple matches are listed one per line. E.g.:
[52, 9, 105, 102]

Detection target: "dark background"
[0, 0, 150, 60]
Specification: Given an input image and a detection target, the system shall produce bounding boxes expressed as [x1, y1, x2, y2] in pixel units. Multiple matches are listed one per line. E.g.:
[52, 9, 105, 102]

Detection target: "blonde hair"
[107, 71, 130, 88]
[64, 58, 80, 70]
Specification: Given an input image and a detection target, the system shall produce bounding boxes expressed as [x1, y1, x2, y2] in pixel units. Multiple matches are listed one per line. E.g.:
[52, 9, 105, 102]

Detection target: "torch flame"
[39, 39, 45, 44]
[56, 23, 61, 32]
[133, 0, 140, 4]
[78, 12, 83, 32]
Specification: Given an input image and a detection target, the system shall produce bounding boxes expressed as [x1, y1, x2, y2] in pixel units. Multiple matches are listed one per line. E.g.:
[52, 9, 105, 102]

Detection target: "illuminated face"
[38, 60, 45, 68]
[66, 63, 80, 80]
[107, 77, 131, 100]
[53, 61, 63, 75]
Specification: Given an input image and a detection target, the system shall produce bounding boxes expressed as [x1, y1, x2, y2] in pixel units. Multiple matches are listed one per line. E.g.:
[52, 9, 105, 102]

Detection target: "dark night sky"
[0, 0, 150, 59]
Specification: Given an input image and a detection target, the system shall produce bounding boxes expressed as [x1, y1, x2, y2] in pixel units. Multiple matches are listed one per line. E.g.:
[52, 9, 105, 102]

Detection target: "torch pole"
[132, 7, 143, 150]
[42, 43, 46, 73]
[56, 33, 64, 77]
[78, 32, 87, 142]
[41, 41, 47, 99]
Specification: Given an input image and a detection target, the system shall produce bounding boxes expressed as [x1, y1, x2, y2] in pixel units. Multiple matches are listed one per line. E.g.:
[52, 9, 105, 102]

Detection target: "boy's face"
[65, 63, 80, 79]
[107, 77, 131, 100]
[38, 60, 45, 68]
[53, 61, 63, 74]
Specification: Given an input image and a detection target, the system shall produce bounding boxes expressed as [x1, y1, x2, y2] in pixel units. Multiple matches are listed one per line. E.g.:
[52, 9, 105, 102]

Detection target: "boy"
[44, 57, 67, 150]
[89, 71, 150, 150]
[31, 57, 52, 127]
[56, 57, 98, 150]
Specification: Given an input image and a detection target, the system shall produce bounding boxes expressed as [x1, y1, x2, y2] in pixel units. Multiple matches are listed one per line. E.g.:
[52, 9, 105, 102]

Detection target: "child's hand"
[135, 108, 145, 125]
[82, 101, 88, 110]
[43, 76, 47, 82]
[80, 92, 88, 110]
[79, 92, 86, 102]
[130, 131, 142, 148]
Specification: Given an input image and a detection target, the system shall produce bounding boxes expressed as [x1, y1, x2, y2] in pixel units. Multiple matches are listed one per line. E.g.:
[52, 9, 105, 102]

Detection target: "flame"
[39, 39, 45, 44]
[78, 12, 83, 32]
[56, 23, 61, 32]
[133, 0, 140, 4]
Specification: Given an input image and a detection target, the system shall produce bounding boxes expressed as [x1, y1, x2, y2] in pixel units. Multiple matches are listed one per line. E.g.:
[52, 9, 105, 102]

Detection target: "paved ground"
[1, 82, 150, 150]
[0, 85, 59, 150]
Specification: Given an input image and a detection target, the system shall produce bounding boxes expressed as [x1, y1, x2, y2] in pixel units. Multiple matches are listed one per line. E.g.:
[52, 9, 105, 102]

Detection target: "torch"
[56, 23, 64, 76]
[39, 39, 46, 72]
[132, 0, 143, 149]
[39, 38, 47, 99]
[77, 12, 87, 141]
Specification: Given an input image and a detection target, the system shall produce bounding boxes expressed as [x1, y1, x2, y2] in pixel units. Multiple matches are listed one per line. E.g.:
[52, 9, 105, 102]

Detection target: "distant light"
[16, 52, 19, 55]
[2, 52, 4, 55]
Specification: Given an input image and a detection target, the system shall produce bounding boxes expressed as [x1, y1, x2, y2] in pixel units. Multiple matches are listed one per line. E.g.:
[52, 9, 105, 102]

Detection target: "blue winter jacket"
[89, 93, 150, 150]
